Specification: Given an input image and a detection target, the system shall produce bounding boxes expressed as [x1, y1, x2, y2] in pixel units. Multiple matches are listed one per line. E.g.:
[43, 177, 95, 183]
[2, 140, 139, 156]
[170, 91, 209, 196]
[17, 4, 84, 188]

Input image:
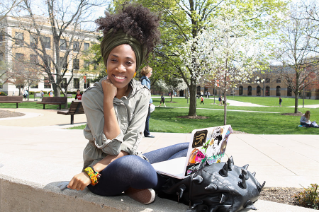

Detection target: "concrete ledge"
[0, 153, 317, 212]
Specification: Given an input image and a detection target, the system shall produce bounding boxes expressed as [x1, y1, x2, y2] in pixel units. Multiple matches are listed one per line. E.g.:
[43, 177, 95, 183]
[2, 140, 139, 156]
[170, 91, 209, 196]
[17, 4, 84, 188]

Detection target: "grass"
[2, 96, 318, 134]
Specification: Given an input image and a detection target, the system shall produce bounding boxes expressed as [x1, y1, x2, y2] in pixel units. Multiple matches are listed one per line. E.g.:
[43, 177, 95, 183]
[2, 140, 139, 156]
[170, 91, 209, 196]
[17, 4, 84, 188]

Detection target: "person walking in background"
[23, 90, 28, 99]
[279, 97, 282, 107]
[200, 96, 204, 104]
[41, 90, 44, 98]
[75, 89, 82, 101]
[219, 96, 222, 106]
[159, 93, 166, 107]
[140, 66, 155, 138]
[49, 90, 53, 97]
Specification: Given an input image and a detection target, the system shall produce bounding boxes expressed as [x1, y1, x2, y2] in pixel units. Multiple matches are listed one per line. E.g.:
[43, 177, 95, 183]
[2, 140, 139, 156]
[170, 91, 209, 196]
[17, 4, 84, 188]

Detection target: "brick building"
[0, 15, 98, 96]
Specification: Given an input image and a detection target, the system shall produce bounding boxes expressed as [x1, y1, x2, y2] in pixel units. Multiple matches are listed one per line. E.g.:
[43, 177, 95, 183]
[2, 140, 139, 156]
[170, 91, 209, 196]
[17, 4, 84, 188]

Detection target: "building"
[0, 15, 98, 96]
[195, 65, 319, 99]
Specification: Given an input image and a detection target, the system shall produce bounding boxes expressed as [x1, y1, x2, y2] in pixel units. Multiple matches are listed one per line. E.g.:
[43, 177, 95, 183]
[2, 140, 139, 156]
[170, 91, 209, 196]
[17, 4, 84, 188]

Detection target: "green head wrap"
[101, 30, 145, 72]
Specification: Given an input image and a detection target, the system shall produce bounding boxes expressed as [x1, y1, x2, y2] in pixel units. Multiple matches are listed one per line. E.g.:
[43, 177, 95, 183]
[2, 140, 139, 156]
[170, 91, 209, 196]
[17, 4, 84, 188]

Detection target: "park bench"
[57, 100, 84, 124]
[34, 93, 42, 101]
[37, 97, 67, 109]
[0, 96, 23, 108]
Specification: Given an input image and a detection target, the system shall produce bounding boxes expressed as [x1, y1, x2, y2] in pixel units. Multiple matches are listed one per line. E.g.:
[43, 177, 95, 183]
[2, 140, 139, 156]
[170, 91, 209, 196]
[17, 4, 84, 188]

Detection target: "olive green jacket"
[82, 77, 150, 169]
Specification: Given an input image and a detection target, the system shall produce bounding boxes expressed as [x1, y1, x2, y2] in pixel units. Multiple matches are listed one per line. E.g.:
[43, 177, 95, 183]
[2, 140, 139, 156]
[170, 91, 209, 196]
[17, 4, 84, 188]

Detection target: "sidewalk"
[0, 108, 318, 211]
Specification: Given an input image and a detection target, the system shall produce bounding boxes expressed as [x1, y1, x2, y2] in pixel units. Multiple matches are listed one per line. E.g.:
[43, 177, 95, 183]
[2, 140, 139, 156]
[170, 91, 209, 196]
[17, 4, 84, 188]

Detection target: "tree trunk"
[171, 89, 173, 102]
[294, 72, 299, 113]
[224, 91, 227, 125]
[188, 79, 197, 116]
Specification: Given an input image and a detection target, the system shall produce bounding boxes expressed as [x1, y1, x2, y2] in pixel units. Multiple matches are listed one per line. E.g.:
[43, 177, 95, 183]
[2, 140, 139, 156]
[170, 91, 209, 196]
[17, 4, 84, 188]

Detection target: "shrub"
[0, 92, 7, 96]
[29, 91, 35, 95]
[294, 184, 319, 209]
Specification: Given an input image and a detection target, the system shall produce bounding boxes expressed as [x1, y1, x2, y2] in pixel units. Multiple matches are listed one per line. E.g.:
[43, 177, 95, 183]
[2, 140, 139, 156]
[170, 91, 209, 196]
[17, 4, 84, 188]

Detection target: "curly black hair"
[95, 3, 161, 59]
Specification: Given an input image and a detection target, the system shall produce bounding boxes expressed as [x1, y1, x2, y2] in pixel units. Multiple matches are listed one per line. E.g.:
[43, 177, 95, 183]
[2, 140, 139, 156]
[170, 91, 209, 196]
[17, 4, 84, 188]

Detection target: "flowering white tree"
[180, 5, 266, 124]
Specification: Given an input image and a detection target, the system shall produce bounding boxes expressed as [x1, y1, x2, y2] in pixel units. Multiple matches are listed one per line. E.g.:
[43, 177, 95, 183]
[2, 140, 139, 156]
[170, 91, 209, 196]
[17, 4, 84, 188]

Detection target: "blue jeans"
[88, 142, 189, 196]
[144, 106, 151, 136]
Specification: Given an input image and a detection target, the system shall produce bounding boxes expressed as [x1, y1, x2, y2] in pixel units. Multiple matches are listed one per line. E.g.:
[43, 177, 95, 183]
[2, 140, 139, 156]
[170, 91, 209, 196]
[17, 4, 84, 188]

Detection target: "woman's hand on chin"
[102, 77, 117, 100]
[67, 172, 91, 191]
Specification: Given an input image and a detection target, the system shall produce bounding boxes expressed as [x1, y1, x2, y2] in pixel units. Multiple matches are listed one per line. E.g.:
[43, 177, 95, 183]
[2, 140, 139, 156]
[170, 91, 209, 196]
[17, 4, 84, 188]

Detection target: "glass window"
[257, 86, 261, 96]
[0, 84, 3, 89]
[73, 41, 80, 52]
[239, 86, 243, 96]
[84, 61, 90, 68]
[61, 78, 67, 88]
[60, 57, 68, 69]
[248, 86, 252, 96]
[30, 35, 37, 48]
[73, 78, 79, 89]
[15, 53, 24, 61]
[276, 78, 281, 83]
[276, 86, 281, 96]
[31, 83, 38, 88]
[44, 77, 51, 89]
[0, 52, 3, 61]
[73, 59, 79, 69]
[84, 78, 91, 89]
[265, 78, 270, 83]
[15, 32, 24, 45]
[84, 43, 89, 51]
[287, 86, 292, 96]
[42, 36, 50, 49]
[266, 86, 270, 96]
[60, 39, 66, 50]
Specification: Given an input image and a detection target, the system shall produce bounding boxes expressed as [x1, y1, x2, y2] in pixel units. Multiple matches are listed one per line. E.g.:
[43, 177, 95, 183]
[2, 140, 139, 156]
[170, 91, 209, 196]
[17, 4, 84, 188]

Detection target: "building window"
[73, 78, 79, 89]
[30, 35, 37, 48]
[73, 59, 79, 69]
[15, 32, 24, 46]
[84, 43, 90, 51]
[0, 52, 3, 61]
[15, 53, 24, 72]
[61, 78, 67, 88]
[276, 78, 281, 83]
[84, 61, 90, 68]
[42, 36, 51, 49]
[239, 86, 243, 96]
[30, 54, 38, 64]
[266, 86, 270, 96]
[84, 78, 91, 89]
[44, 77, 51, 89]
[60, 39, 66, 50]
[287, 86, 292, 96]
[31, 83, 38, 88]
[60, 57, 68, 69]
[0, 84, 3, 89]
[276, 86, 281, 96]
[256, 86, 261, 96]
[73, 41, 80, 52]
[248, 86, 252, 96]
[265, 78, 270, 83]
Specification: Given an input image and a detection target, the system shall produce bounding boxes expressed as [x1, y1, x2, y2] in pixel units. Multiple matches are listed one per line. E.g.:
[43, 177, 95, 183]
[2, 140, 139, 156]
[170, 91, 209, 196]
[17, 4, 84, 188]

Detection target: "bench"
[65, 94, 73, 98]
[0, 96, 23, 108]
[34, 93, 42, 101]
[36, 97, 67, 109]
[57, 101, 84, 124]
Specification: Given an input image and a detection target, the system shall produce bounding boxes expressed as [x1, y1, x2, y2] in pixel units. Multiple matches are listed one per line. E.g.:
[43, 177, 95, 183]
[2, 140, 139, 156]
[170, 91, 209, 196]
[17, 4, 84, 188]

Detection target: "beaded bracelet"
[84, 166, 101, 186]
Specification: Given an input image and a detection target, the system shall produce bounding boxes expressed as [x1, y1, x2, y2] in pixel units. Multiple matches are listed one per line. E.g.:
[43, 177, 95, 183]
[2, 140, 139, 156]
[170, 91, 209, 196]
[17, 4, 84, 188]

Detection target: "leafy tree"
[112, 0, 288, 116]
[272, 4, 319, 113]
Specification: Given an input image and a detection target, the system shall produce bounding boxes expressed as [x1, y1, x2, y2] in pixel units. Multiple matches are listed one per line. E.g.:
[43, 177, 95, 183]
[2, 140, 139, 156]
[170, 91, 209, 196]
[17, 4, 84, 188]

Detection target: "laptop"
[151, 125, 233, 179]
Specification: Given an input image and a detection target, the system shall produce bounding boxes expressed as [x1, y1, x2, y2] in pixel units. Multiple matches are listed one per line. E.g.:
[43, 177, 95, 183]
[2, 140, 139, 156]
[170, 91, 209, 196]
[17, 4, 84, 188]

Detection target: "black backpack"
[157, 156, 265, 212]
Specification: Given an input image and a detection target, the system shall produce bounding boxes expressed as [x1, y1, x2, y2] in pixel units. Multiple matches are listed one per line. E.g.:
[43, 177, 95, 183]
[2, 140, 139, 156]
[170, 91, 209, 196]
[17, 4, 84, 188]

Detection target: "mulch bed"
[0, 110, 25, 118]
[259, 187, 304, 206]
[281, 112, 303, 116]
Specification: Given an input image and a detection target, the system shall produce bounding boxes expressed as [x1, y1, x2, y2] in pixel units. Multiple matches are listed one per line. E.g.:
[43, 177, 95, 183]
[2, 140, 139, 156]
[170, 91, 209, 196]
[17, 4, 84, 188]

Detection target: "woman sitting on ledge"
[67, 3, 189, 205]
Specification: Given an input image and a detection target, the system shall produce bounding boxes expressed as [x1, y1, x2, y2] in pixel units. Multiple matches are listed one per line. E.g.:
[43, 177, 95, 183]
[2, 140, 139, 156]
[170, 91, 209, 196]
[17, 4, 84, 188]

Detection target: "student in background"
[75, 90, 82, 100]
[200, 96, 204, 104]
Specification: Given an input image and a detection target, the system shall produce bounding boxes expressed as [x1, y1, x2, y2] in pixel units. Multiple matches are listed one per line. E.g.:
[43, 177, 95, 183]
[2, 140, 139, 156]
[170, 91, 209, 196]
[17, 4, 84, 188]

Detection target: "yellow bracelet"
[84, 166, 101, 186]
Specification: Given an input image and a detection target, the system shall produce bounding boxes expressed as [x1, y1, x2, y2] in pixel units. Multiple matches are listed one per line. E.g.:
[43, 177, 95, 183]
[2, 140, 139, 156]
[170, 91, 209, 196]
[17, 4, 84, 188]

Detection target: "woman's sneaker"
[125, 187, 155, 204]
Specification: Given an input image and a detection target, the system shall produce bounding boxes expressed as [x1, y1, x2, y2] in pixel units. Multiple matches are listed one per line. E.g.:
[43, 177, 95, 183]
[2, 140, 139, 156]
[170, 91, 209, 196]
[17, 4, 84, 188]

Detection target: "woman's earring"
[133, 72, 136, 78]
[105, 69, 107, 74]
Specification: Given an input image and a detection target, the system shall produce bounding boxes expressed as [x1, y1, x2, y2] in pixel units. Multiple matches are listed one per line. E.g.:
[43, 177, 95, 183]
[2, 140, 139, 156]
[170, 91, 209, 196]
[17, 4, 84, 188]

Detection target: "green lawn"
[2, 96, 318, 134]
